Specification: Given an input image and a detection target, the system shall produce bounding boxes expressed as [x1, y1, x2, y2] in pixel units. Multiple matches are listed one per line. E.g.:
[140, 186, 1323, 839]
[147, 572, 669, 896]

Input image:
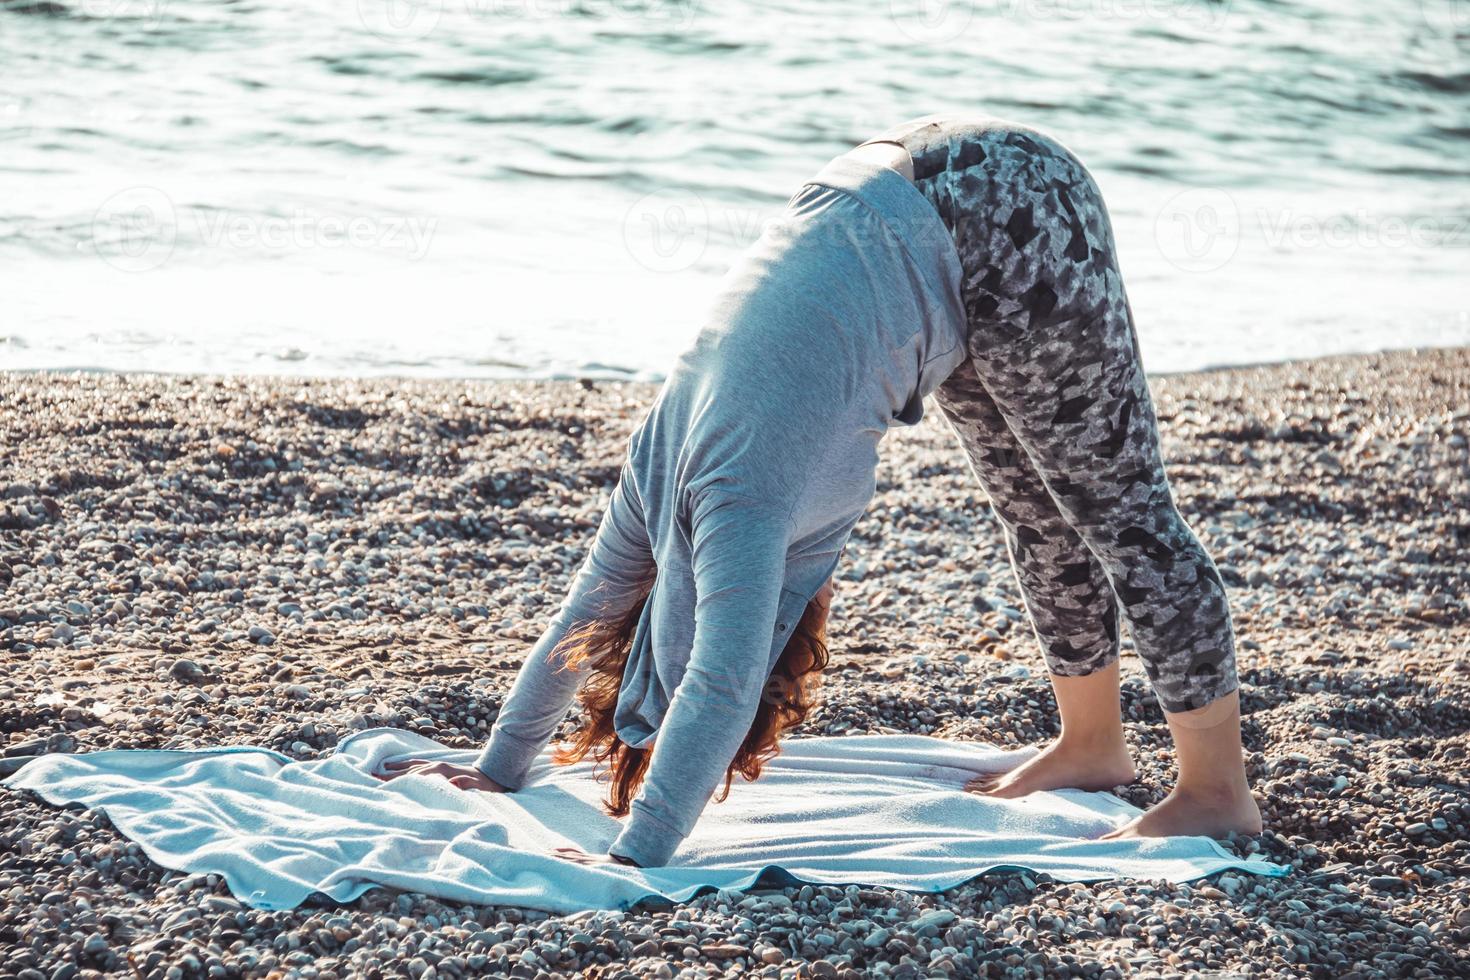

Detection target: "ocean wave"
[1, 0, 1465, 378]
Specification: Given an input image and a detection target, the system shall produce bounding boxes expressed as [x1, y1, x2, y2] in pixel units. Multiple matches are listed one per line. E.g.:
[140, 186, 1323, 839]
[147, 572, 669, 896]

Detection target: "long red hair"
[548, 583, 830, 816]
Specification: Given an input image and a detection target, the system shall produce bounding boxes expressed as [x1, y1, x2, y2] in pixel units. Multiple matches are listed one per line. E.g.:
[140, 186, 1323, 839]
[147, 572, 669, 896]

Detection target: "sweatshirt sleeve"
[473, 463, 654, 789]
[608, 487, 792, 866]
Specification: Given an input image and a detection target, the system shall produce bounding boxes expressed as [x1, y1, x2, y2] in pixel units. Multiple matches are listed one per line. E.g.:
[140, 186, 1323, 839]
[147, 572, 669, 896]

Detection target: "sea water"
[1, 0, 1466, 379]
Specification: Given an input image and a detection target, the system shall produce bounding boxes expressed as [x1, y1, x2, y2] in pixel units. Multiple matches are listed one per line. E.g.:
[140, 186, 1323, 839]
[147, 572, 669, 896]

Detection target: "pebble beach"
[2, 345, 1467, 978]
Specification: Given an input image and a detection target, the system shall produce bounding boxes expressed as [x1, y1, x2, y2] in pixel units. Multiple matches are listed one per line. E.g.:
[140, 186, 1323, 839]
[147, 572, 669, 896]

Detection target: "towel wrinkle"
[3, 729, 1287, 913]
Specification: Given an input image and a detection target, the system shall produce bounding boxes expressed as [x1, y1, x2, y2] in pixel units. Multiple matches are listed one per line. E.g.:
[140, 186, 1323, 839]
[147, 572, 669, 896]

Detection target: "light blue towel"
[2, 730, 1286, 913]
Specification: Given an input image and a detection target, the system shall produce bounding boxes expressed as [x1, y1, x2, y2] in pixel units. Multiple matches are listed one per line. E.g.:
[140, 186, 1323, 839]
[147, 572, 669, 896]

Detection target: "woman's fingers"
[551, 847, 609, 866]
[550, 847, 637, 867]
[376, 761, 505, 792]
[376, 758, 439, 781]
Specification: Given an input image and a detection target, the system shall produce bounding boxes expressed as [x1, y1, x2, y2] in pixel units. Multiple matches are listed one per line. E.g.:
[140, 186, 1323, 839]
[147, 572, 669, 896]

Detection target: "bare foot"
[1101, 784, 1262, 840]
[967, 737, 1136, 798]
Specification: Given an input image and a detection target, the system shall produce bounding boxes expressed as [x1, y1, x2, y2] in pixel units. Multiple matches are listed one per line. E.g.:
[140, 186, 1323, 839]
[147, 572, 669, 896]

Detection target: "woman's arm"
[606, 487, 792, 866]
[473, 463, 655, 789]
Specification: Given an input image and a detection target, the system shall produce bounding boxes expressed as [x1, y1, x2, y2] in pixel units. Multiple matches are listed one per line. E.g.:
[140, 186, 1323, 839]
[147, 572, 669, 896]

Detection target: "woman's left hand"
[551, 846, 641, 868]
[374, 759, 508, 793]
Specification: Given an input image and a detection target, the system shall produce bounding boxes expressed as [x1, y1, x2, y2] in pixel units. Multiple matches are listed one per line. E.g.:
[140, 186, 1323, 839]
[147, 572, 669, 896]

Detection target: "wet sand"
[2, 346, 1467, 978]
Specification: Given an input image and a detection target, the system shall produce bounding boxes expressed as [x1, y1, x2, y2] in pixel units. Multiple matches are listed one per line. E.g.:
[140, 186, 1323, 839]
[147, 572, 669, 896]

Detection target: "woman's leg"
[918, 118, 1260, 836]
[932, 359, 1134, 794]
[1104, 689, 1253, 838]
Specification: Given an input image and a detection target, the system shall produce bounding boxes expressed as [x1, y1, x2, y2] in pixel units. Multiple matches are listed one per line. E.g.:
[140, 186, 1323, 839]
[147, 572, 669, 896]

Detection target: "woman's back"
[476, 147, 968, 868]
[630, 151, 969, 572]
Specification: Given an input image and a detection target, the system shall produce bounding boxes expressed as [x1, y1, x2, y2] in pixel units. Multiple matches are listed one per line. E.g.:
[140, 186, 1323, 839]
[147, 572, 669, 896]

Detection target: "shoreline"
[5, 338, 1469, 387]
[1, 345, 1467, 978]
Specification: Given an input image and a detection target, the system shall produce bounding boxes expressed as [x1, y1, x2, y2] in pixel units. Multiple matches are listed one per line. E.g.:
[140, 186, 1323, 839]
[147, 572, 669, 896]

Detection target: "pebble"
[700, 943, 747, 959]
[169, 659, 205, 683]
[0, 351, 1467, 978]
[914, 909, 957, 932]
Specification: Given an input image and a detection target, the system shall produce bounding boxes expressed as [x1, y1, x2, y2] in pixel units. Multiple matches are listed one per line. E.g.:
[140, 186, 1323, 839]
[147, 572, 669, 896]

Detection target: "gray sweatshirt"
[473, 151, 968, 867]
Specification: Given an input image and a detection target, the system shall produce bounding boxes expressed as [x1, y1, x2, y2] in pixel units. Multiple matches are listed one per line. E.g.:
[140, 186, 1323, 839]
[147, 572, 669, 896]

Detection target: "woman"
[380, 113, 1262, 866]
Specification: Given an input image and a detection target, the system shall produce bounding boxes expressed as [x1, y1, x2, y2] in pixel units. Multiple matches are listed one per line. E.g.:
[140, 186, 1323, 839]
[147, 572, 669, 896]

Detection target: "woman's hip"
[859, 113, 1085, 178]
[860, 114, 1128, 349]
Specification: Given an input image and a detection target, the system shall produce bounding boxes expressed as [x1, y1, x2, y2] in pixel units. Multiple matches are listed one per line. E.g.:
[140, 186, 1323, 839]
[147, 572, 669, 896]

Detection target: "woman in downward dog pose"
[379, 113, 1262, 866]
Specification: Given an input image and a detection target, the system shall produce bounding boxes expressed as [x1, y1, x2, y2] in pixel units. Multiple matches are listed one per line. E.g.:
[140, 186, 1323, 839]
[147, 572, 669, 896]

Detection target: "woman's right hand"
[374, 758, 509, 793]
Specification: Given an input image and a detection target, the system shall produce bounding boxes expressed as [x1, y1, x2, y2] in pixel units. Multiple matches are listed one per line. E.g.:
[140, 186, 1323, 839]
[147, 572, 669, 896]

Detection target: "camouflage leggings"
[860, 114, 1238, 714]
